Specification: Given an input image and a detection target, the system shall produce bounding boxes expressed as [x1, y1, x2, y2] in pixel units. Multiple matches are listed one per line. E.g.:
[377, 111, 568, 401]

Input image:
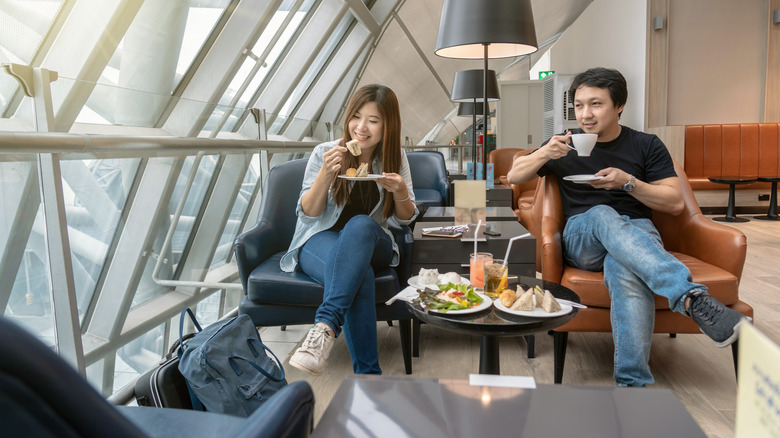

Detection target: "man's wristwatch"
[622, 175, 636, 192]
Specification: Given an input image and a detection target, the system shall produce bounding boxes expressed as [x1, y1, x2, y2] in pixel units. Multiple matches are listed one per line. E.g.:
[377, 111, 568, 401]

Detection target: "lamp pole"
[482, 44, 489, 180]
[472, 97, 477, 175]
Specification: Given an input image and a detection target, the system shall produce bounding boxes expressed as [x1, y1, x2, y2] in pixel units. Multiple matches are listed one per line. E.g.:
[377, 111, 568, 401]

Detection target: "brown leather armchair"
[489, 148, 537, 209]
[516, 178, 543, 272]
[488, 147, 523, 187]
[509, 149, 539, 211]
[537, 161, 754, 383]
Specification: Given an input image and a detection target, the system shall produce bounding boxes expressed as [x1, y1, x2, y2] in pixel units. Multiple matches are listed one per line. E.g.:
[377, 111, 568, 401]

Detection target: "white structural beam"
[175, 153, 250, 290]
[162, 0, 279, 137]
[37, 153, 85, 373]
[87, 157, 184, 340]
[0, 161, 39, 312]
[345, 0, 379, 33]
[44, 0, 144, 132]
[257, 0, 347, 121]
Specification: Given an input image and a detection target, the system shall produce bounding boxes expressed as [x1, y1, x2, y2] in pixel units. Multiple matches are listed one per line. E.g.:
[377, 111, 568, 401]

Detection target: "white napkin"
[469, 374, 536, 389]
[385, 286, 419, 305]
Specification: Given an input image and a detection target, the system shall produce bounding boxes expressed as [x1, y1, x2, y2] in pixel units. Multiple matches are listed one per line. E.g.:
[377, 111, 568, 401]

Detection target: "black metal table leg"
[755, 180, 780, 220]
[709, 177, 755, 222]
[479, 335, 500, 374]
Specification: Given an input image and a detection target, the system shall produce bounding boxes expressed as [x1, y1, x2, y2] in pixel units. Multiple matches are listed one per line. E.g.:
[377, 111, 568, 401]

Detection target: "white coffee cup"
[570, 133, 598, 157]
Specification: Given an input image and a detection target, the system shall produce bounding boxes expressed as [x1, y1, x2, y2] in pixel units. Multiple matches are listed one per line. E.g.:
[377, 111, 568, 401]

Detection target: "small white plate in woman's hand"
[338, 174, 385, 181]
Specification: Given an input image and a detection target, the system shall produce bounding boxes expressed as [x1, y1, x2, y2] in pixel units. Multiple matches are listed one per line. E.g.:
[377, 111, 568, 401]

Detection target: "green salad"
[418, 282, 483, 313]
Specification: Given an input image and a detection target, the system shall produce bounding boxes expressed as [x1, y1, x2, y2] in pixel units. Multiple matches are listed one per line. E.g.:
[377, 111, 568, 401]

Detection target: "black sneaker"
[686, 291, 749, 347]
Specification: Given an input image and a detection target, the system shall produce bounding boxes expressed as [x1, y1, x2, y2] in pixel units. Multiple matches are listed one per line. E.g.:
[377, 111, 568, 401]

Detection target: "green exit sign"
[538, 71, 555, 79]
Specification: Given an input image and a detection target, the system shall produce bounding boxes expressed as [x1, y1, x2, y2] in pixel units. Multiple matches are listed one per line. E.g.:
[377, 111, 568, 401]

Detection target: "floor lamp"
[435, 0, 538, 179]
[451, 70, 499, 177]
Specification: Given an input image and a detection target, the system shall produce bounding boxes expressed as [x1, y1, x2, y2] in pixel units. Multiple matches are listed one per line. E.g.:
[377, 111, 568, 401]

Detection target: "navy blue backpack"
[177, 308, 287, 416]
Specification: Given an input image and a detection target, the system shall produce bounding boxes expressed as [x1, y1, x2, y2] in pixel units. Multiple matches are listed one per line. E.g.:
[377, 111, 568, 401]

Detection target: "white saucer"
[563, 174, 605, 184]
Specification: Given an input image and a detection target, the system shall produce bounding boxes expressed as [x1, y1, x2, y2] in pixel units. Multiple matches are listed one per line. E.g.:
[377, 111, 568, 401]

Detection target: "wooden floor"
[266, 216, 780, 438]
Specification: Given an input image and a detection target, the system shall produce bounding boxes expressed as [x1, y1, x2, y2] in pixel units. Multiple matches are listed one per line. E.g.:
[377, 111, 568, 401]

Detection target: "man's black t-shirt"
[537, 126, 676, 220]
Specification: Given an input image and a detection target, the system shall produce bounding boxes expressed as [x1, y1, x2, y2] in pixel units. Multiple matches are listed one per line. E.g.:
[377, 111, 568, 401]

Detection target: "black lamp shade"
[457, 102, 485, 116]
[450, 69, 500, 102]
[435, 0, 538, 59]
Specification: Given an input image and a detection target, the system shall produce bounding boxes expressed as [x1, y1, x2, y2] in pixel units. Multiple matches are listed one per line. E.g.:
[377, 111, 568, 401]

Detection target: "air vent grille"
[563, 91, 575, 121]
[543, 79, 555, 112]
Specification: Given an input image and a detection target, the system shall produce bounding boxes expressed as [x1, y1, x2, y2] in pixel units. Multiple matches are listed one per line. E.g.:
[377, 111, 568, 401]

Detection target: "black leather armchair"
[233, 159, 414, 374]
[0, 317, 315, 438]
[406, 151, 450, 210]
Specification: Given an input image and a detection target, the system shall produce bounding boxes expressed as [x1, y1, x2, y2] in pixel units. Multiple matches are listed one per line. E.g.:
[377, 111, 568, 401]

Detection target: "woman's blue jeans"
[298, 215, 393, 375]
[563, 205, 705, 387]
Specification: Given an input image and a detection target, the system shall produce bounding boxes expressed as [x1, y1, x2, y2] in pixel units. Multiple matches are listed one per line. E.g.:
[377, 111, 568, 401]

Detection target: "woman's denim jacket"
[280, 141, 418, 272]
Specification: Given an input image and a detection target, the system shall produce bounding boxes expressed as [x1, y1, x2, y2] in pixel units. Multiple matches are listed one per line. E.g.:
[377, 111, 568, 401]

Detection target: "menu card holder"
[453, 180, 486, 226]
[735, 322, 780, 436]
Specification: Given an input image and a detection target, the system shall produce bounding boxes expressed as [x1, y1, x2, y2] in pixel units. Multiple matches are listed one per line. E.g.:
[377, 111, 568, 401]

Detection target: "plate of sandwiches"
[338, 174, 385, 181]
[493, 285, 573, 318]
[337, 161, 384, 180]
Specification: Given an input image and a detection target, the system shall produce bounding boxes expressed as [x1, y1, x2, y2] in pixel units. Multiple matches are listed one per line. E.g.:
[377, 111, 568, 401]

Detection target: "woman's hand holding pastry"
[321, 146, 346, 177]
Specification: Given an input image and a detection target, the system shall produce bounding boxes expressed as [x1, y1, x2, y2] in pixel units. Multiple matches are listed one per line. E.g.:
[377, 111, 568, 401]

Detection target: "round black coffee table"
[754, 176, 780, 220]
[708, 176, 757, 222]
[406, 276, 580, 375]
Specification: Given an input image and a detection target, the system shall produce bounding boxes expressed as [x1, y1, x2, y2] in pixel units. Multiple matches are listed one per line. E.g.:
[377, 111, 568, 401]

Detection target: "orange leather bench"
[684, 123, 780, 190]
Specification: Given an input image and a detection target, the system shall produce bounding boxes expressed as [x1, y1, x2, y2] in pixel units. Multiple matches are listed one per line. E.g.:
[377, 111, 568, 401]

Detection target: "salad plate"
[418, 285, 491, 314]
[435, 291, 492, 314]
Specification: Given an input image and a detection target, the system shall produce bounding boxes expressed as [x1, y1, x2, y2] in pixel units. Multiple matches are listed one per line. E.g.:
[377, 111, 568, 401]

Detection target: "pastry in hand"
[346, 139, 361, 156]
[499, 289, 515, 307]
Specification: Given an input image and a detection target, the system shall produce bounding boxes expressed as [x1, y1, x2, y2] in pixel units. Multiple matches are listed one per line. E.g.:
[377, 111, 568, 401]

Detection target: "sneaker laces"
[690, 293, 724, 326]
[301, 326, 329, 352]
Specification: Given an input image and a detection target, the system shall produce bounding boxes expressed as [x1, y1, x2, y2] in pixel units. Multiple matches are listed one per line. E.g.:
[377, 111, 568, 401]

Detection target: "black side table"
[753, 176, 780, 221]
[708, 176, 757, 222]
[406, 277, 579, 375]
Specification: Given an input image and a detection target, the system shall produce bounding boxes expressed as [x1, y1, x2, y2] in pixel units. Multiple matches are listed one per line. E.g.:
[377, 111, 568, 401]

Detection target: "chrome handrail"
[0, 132, 317, 156]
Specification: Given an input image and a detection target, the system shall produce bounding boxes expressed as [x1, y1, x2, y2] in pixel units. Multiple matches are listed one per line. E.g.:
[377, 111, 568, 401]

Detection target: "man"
[507, 67, 748, 387]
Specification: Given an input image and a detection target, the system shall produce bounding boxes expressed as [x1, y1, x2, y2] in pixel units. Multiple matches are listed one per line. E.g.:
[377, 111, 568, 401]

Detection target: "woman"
[280, 84, 417, 375]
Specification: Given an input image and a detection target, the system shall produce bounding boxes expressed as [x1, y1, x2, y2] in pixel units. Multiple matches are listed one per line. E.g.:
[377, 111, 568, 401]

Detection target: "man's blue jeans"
[298, 215, 393, 375]
[563, 205, 705, 386]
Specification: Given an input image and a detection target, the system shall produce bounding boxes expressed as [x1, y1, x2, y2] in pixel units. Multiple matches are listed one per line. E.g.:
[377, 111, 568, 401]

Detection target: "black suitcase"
[135, 336, 194, 409]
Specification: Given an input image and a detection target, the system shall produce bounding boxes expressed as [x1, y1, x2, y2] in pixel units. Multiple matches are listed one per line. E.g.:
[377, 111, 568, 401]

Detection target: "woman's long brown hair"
[332, 84, 402, 219]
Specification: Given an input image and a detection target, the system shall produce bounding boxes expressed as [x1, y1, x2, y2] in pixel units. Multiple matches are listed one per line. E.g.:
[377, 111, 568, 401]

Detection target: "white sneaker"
[289, 324, 334, 376]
